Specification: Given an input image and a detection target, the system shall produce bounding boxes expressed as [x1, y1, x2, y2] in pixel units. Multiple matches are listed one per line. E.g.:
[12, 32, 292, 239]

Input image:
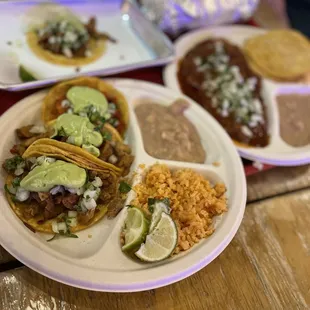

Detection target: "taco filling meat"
[35, 17, 115, 59]
[3, 155, 126, 235]
[10, 114, 134, 176]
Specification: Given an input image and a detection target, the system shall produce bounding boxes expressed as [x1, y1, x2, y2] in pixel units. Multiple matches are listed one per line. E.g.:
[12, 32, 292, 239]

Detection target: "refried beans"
[135, 99, 206, 163]
[178, 39, 269, 147]
[277, 94, 310, 147]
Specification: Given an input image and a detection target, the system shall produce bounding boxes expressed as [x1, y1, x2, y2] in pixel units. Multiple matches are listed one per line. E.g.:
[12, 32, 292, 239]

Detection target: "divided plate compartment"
[0, 0, 174, 91]
[163, 25, 310, 166]
[0, 79, 246, 292]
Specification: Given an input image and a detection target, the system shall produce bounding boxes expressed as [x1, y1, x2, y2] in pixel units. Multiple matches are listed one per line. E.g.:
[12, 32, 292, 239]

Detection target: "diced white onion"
[66, 136, 76, 145]
[82, 198, 97, 210]
[16, 187, 30, 202]
[241, 126, 253, 138]
[57, 222, 67, 233]
[63, 47, 73, 58]
[61, 99, 71, 108]
[67, 217, 77, 227]
[108, 154, 118, 164]
[68, 210, 77, 218]
[14, 168, 24, 176]
[7, 185, 17, 195]
[29, 125, 46, 134]
[50, 185, 64, 195]
[92, 177, 103, 188]
[83, 189, 99, 200]
[85, 50, 92, 57]
[52, 221, 59, 233]
[36, 156, 55, 166]
[66, 186, 85, 195]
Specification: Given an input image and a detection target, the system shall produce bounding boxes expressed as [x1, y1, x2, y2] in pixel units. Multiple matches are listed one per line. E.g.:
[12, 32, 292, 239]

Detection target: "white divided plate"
[163, 25, 310, 166]
[0, 79, 246, 292]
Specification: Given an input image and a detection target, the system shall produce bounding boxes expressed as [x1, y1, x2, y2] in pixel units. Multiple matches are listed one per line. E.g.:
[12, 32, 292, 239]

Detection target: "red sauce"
[177, 39, 269, 147]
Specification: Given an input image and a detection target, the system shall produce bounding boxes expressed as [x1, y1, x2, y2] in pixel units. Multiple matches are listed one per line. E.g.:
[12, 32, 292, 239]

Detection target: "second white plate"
[163, 25, 310, 166]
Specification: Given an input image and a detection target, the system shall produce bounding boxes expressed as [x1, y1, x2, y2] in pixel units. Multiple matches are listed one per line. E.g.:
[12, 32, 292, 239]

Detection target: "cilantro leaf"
[119, 181, 131, 194]
[58, 126, 67, 137]
[3, 156, 24, 172]
[101, 131, 112, 141]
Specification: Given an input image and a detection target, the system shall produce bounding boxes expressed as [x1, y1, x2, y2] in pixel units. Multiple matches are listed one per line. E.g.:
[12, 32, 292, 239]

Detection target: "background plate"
[163, 25, 310, 166]
[0, 0, 174, 91]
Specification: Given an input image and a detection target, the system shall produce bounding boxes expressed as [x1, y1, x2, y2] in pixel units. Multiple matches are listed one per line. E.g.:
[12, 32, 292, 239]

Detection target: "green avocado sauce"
[20, 160, 86, 192]
[66, 86, 108, 116]
[54, 114, 103, 156]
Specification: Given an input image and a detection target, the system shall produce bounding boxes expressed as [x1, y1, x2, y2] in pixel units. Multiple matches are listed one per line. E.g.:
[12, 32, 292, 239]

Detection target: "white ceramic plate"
[0, 79, 246, 292]
[163, 25, 310, 166]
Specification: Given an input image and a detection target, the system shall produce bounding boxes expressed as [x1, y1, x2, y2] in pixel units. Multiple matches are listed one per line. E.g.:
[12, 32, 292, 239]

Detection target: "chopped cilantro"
[101, 131, 112, 141]
[46, 234, 57, 242]
[59, 231, 78, 238]
[58, 126, 67, 137]
[3, 156, 24, 172]
[12, 177, 21, 188]
[119, 181, 131, 194]
[4, 184, 11, 194]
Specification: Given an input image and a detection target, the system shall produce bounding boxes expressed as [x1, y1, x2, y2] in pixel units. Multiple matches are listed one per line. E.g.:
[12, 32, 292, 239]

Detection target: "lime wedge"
[19, 65, 37, 82]
[122, 207, 149, 252]
[135, 213, 178, 262]
[149, 201, 170, 233]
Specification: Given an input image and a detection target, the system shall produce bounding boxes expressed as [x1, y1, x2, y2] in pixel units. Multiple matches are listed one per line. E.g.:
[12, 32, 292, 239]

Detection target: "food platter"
[0, 78, 246, 291]
[163, 25, 310, 166]
[0, 0, 174, 91]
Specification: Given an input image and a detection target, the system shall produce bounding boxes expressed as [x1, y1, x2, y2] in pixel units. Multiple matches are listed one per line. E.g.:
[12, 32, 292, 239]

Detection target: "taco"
[11, 114, 134, 177]
[3, 144, 127, 235]
[42, 76, 128, 136]
[25, 4, 116, 66]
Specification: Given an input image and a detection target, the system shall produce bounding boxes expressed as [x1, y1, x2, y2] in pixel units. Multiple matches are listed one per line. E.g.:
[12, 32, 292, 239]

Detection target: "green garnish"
[60, 231, 78, 238]
[4, 184, 11, 194]
[19, 65, 37, 82]
[3, 156, 24, 172]
[46, 235, 57, 242]
[12, 177, 21, 187]
[119, 181, 132, 194]
[101, 131, 112, 141]
[58, 126, 67, 137]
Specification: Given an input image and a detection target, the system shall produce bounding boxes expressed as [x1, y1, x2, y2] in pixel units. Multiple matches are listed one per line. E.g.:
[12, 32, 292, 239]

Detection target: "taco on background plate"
[25, 3, 116, 66]
[3, 140, 127, 236]
[42, 76, 129, 137]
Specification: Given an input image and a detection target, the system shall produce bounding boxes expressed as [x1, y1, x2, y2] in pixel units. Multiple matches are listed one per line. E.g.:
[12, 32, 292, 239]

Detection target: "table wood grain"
[1, 188, 309, 310]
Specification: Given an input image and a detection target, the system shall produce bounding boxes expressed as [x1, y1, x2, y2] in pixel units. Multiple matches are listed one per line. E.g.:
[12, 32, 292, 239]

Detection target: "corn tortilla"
[26, 31, 106, 66]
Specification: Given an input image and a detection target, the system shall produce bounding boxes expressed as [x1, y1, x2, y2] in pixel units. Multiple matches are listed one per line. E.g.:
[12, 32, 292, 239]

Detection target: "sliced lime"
[149, 201, 171, 233]
[135, 213, 178, 262]
[19, 65, 37, 82]
[122, 207, 149, 252]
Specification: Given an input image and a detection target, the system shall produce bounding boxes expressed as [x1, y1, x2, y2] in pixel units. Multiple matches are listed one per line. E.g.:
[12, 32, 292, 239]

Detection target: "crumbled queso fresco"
[193, 41, 264, 138]
[37, 20, 91, 58]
